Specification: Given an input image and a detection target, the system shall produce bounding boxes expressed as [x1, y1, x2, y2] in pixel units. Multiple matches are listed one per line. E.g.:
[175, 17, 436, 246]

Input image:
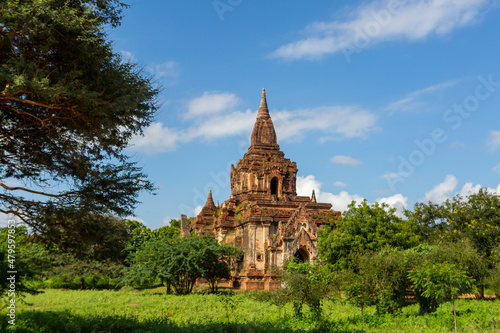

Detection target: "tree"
[274, 259, 326, 319]
[0, 225, 51, 298]
[318, 200, 420, 270]
[441, 189, 500, 267]
[409, 262, 475, 333]
[0, 0, 158, 243]
[124, 234, 241, 294]
[345, 283, 372, 330]
[410, 189, 500, 298]
[404, 201, 448, 242]
[41, 213, 131, 289]
[356, 248, 410, 317]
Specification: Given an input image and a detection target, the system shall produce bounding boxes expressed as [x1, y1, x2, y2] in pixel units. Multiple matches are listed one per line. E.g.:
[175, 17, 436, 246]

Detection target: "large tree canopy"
[0, 1, 159, 235]
[318, 200, 420, 270]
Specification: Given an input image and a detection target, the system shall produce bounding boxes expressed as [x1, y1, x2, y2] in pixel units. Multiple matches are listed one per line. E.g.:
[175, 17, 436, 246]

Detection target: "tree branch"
[0, 182, 82, 198]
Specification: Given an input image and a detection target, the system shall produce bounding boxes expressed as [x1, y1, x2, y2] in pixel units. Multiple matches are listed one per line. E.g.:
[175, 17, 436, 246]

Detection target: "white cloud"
[297, 174, 363, 211]
[331, 155, 362, 166]
[493, 163, 500, 173]
[271, 0, 491, 60]
[185, 92, 239, 119]
[128, 92, 379, 154]
[129, 122, 180, 154]
[424, 174, 458, 203]
[488, 130, 500, 151]
[273, 106, 378, 141]
[421, 176, 500, 204]
[457, 182, 500, 197]
[185, 109, 255, 141]
[386, 80, 458, 113]
[296, 175, 322, 198]
[125, 215, 146, 225]
[334, 181, 347, 187]
[194, 205, 203, 216]
[457, 182, 482, 198]
[321, 191, 366, 213]
[297, 175, 409, 215]
[377, 193, 408, 216]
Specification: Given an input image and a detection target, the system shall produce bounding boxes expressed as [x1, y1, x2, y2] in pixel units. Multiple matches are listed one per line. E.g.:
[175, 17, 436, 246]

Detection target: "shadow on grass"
[1, 310, 364, 333]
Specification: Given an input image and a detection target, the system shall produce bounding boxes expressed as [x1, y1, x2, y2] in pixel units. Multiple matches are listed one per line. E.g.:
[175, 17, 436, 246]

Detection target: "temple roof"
[250, 88, 279, 150]
[257, 88, 270, 119]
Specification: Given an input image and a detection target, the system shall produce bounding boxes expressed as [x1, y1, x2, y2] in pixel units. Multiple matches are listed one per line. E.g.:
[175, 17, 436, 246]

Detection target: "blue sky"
[107, 0, 500, 229]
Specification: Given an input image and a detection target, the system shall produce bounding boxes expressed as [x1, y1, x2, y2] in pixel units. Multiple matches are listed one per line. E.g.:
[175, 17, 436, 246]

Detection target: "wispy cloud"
[274, 106, 378, 141]
[185, 92, 239, 120]
[330, 155, 363, 166]
[493, 163, 500, 173]
[129, 122, 181, 153]
[381, 172, 405, 180]
[386, 80, 459, 113]
[128, 92, 379, 154]
[147, 61, 180, 86]
[271, 0, 491, 61]
[488, 130, 500, 151]
[120, 51, 180, 86]
[334, 181, 347, 187]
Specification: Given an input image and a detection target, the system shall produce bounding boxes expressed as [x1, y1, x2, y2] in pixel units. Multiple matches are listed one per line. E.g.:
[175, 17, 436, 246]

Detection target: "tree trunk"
[453, 298, 457, 333]
[80, 277, 85, 290]
[477, 286, 484, 299]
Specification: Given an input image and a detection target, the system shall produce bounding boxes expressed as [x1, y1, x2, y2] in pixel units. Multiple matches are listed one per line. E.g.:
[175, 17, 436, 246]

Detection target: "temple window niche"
[270, 177, 279, 196]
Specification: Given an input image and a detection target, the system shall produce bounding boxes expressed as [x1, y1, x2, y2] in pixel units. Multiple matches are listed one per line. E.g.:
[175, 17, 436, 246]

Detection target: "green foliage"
[410, 262, 476, 301]
[441, 189, 500, 265]
[37, 213, 130, 290]
[404, 201, 448, 241]
[0, 0, 158, 246]
[485, 265, 500, 298]
[124, 234, 241, 294]
[266, 259, 330, 320]
[408, 189, 500, 266]
[318, 200, 420, 270]
[2, 288, 500, 332]
[0, 225, 50, 300]
[427, 240, 487, 294]
[356, 248, 410, 316]
[409, 261, 476, 332]
[344, 283, 372, 330]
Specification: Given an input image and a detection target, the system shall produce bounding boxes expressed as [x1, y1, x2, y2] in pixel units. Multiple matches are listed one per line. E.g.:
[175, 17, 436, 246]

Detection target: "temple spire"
[257, 88, 270, 119]
[311, 189, 317, 203]
[204, 189, 215, 208]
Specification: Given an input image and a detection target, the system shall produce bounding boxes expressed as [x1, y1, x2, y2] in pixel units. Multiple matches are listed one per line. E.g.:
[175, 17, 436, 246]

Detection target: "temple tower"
[190, 89, 340, 290]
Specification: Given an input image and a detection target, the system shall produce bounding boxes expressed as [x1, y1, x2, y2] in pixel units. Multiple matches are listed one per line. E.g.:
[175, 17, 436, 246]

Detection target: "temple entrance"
[270, 177, 278, 195]
[294, 248, 309, 262]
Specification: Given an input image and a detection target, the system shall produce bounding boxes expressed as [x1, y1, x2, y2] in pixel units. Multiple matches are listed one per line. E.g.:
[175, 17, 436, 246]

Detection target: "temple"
[183, 89, 340, 290]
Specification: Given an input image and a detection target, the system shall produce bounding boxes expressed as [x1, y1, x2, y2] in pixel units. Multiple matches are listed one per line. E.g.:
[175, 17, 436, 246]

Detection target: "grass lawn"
[1, 287, 499, 332]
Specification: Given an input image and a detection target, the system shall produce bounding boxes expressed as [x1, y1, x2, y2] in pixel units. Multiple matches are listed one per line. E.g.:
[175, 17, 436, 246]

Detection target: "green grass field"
[1, 288, 499, 332]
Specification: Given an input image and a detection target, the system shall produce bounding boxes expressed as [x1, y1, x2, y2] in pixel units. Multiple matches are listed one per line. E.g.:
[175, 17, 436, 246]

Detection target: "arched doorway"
[270, 177, 279, 195]
[294, 248, 309, 262]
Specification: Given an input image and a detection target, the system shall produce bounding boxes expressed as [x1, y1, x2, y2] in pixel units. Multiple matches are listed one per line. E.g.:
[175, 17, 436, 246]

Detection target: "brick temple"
[182, 89, 340, 290]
